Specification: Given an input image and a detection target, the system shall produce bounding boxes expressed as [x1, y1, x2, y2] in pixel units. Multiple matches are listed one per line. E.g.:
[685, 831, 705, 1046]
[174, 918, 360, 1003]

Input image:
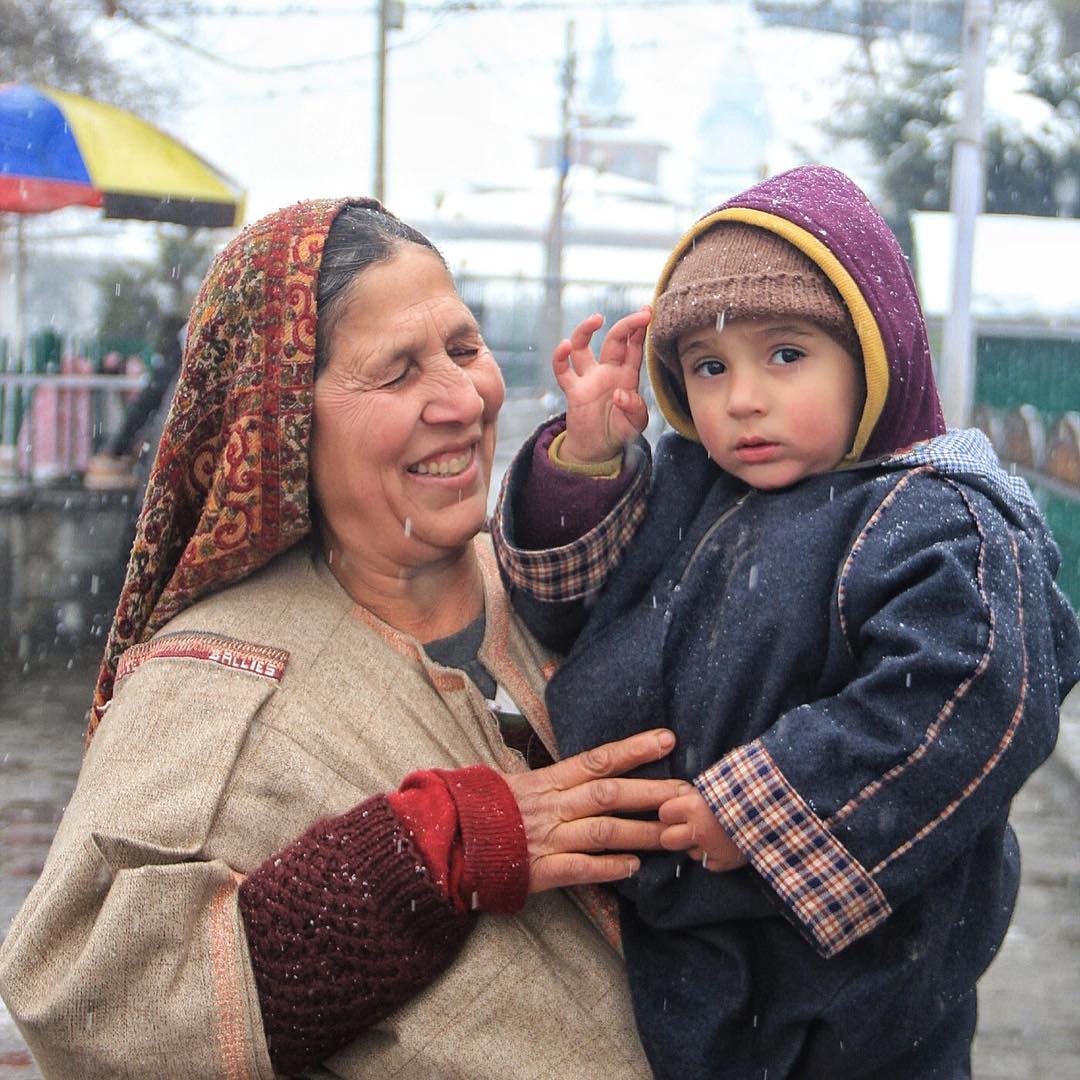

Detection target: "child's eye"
[769, 347, 804, 366]
[693, 358, 726, 377]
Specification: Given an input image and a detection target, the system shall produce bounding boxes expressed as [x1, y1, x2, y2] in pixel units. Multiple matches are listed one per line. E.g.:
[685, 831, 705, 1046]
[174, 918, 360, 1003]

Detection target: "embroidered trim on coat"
[208, 880, 255, 1080]
[115, 631, 289, 686]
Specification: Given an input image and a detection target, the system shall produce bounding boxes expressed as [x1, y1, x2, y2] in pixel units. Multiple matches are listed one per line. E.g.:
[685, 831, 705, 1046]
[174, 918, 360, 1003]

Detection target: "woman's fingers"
[547, 815, 668, 854]
[554, 775, 688, 822]
[538, 728, 676, 792]
[529, 852, 641, 892]
[503, 730, 685, 894]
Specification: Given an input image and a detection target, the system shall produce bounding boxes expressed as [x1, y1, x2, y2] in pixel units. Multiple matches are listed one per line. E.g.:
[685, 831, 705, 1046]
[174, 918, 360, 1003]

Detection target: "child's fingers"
[659, 823, 696, 851]
[600, 309, 652, 368]
[570, 312, 605, 341]
[658, 794, 689, 825]
[552, 339, 576, 390]
[565, 314, 604, 374]
[613, 390, 649, 436]
[605, 306, 652, 342]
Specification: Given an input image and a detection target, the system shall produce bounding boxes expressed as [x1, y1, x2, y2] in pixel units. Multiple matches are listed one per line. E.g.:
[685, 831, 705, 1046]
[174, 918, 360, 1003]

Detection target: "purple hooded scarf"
[646, 165, 946, 460]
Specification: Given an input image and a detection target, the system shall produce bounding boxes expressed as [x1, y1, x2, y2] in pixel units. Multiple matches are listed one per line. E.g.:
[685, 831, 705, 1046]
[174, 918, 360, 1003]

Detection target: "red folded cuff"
[388, 764, 529, 914]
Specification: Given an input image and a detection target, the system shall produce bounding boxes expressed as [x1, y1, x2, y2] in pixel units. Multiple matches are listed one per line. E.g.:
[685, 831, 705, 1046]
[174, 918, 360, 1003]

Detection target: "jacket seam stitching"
[831, 474, 992, 825]
[836, 467, 932, 654]
[870, 527, 1028, 873]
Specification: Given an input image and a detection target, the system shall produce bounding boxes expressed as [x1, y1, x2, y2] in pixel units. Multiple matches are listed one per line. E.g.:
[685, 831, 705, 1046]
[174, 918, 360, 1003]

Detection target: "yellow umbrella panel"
[1, 83, 245, 228]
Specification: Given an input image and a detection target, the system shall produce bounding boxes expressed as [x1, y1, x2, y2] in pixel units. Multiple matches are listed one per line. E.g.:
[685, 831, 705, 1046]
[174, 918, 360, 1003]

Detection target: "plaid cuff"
[492, 443, 649, 603]
[696, 741, 891, 958]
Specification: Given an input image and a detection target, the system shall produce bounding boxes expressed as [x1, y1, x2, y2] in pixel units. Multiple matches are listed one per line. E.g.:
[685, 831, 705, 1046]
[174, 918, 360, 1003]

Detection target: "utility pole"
[540, 19, 575, 388]
[940, 0, 991, 428]
[373, 0, 404, 202]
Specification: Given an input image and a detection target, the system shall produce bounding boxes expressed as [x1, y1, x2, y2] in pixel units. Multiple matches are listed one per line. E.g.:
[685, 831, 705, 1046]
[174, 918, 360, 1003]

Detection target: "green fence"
[1039, 492, 1080, 611]
[975, 336, 1080, 423]
[972, 332, 1080, 609]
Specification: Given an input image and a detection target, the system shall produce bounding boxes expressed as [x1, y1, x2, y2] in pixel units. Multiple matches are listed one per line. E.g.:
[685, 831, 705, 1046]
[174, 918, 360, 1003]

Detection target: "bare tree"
[0, 0, 194, 115]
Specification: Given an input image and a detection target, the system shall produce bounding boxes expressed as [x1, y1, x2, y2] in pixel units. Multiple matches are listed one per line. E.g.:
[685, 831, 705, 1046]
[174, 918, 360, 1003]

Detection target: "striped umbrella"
[0, 82, 244, 228]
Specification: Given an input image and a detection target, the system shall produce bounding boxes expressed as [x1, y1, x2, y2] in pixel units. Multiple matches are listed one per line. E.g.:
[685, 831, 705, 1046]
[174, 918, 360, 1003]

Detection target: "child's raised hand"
[659, 784, 747, 872]
[554, 306, 651, 465]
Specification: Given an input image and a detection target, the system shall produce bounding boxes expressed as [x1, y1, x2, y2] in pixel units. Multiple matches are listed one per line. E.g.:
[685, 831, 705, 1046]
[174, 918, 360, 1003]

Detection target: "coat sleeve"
[696, 472, 1074, 958]
[0, 659, 526, 1078]
[491, 417, 651, 654]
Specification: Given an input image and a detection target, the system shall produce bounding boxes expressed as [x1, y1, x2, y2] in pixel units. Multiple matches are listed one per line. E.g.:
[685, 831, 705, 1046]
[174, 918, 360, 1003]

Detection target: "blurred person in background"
[84, 312, 188, 491]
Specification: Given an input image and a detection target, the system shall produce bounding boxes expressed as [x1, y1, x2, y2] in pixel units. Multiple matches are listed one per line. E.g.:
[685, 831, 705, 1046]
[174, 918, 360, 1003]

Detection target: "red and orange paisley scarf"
[89, 197, 383, 740]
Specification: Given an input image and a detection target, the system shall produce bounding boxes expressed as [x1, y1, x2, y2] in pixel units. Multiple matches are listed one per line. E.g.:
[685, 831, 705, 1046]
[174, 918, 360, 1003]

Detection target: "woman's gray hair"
[314, 203, 447, 376]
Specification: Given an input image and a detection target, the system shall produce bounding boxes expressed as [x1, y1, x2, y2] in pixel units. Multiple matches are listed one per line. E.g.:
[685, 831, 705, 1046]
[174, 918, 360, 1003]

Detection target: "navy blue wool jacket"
[494, 165, 1080, 1078]
[497, 426, 1080, 1078]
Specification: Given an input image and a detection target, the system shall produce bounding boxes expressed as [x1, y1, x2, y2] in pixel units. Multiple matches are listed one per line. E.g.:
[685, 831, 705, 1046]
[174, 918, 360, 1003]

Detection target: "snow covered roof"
[912, 211, 1080, 326]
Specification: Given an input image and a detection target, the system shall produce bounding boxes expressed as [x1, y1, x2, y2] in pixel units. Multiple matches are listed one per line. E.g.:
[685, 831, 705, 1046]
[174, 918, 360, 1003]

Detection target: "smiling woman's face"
[310, 243, 504, 571]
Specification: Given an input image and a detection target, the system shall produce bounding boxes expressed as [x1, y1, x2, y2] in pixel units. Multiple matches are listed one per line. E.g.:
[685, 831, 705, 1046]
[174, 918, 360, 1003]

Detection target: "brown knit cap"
[651, 222, 860, 374]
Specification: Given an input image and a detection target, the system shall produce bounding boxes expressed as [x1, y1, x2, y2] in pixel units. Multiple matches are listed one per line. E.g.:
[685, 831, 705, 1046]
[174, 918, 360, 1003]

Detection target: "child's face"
[677, 316, 865, 490]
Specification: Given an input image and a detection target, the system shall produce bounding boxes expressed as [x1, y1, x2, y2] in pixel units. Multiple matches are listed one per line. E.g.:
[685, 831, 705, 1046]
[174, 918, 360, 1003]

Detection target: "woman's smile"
[407, 444, 476, 479]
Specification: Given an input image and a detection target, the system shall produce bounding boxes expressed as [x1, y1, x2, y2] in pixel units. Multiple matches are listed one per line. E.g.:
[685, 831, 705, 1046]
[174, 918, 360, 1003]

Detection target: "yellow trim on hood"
[647, 206, 889, 461]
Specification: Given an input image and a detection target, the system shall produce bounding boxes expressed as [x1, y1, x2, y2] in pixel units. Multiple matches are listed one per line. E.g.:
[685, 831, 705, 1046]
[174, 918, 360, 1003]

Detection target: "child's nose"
[726, 368, 766, 417]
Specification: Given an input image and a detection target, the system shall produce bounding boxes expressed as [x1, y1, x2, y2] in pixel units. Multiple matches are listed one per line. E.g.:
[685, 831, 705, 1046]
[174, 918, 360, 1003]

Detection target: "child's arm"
[489, 308, 655, 654]
[688, 475, 1078, 959]
[553, 307, 651, 467]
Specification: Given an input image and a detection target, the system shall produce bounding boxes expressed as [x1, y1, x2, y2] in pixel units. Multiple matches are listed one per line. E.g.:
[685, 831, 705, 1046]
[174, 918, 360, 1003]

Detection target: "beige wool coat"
[0, 539, 649, 1079]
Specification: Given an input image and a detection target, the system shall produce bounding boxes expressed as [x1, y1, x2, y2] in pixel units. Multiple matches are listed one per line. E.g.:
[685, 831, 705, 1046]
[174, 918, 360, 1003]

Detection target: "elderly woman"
[0, 199, 682, 1078]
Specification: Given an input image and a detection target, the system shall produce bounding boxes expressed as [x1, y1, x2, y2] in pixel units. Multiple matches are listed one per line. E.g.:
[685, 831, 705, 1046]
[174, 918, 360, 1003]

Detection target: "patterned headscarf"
[89, 197, 384, 741]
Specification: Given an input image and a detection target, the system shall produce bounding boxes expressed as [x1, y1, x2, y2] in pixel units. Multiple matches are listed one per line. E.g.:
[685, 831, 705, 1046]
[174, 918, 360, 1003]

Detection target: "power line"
[107, 0, 729, 74]
[81, 0, 731, 18]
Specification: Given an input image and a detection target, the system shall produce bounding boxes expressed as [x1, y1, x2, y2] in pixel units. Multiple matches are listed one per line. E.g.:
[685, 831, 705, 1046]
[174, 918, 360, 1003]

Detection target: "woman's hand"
[658, 787, 747, 872]
[503, 728, 685, 892]
[555, 307, 651, 466]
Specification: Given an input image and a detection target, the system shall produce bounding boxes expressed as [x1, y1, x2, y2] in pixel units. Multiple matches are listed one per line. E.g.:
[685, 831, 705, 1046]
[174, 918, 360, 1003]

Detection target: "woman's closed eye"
[448, 344, 482, 364]
[377, 361, 412, 389]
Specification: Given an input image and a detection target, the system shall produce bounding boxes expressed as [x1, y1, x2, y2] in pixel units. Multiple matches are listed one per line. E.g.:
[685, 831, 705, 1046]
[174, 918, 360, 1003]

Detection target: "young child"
[493, 165, 1080, 1078]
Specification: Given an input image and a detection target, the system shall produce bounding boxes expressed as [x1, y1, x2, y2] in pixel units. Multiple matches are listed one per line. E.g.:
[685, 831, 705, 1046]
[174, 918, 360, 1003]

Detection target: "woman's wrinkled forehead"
[320, 245, 478, 377]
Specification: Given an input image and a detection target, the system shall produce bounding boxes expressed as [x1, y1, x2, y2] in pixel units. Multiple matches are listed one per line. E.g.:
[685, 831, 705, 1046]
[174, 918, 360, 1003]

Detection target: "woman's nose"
[421, 360, 485, 426]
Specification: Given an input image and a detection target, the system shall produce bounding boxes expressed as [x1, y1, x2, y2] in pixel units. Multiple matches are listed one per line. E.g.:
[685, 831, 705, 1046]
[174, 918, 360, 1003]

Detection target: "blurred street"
[0, 655, 1077, 1077]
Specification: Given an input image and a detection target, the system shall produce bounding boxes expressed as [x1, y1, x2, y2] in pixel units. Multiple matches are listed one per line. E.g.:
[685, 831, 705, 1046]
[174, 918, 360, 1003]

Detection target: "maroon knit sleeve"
[237, 765, 530, 1075]
[238, 794, 473, 1076]
[516, 419, 637, 548]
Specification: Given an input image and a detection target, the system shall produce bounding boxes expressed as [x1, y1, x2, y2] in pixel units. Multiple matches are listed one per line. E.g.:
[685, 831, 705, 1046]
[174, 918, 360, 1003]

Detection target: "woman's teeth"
[410, 451, 471, 476]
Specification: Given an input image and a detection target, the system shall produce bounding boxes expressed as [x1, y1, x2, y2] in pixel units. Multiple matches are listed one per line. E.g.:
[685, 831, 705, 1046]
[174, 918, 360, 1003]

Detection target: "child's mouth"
[734, 438, 779, 463]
